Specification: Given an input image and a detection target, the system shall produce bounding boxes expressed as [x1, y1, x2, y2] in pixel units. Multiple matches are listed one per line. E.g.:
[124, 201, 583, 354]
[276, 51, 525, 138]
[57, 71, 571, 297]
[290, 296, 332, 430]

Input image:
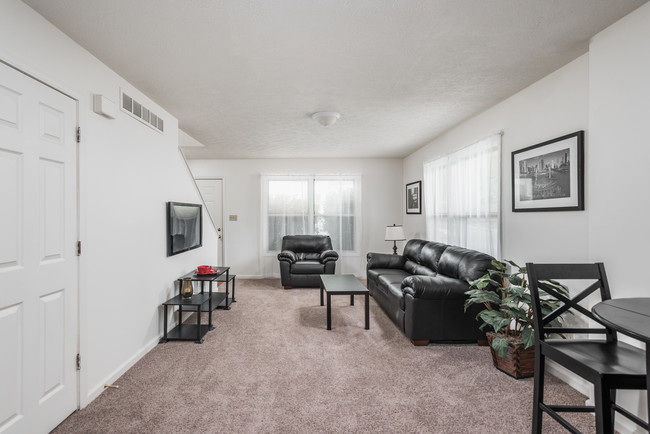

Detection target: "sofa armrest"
[402, 275, 470, 300]
[277, 250, 297, 264]
[367, 252, 406, 269]
[320, 250, 339, 264]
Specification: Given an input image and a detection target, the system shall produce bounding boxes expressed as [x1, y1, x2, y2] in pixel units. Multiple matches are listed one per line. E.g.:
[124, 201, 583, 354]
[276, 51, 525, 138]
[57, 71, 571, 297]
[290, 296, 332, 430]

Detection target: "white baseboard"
[83, 334, 160, 407]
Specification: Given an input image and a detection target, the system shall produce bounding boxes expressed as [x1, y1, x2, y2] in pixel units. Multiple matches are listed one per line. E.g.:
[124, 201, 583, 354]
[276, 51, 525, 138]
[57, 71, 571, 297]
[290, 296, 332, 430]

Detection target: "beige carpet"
[53, 279, 594, 433]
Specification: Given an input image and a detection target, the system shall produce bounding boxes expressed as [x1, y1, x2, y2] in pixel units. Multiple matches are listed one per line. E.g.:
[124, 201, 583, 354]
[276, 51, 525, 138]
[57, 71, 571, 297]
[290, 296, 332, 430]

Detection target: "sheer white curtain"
[262, 176, 310, 251]
[314, 176, 361, 252]
[424, 134, 501, 257]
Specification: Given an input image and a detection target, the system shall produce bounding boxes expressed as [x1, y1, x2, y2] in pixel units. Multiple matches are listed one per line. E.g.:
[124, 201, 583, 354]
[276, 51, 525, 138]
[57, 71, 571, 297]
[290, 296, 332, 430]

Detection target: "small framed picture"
[406, 181, 422, 214]
[512, 131, 584, 212]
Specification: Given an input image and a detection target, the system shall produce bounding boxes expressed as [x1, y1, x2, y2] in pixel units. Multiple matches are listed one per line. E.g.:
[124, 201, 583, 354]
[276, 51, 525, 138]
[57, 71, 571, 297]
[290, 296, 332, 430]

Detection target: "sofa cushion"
[367, 268, 410, 286]
[402, 275, 471, 300]
[378, 274, 407, 310]
[292, 261, 325, 274]
[402, 239, 430, 263]
[420, 242, 448, 272]
[403, 260, 436, 277]
[438, 246, 495, 283]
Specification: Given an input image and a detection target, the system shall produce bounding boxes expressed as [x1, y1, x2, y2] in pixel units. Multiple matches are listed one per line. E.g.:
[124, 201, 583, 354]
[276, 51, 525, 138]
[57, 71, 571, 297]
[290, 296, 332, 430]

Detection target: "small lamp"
[385, 224, 406, 255]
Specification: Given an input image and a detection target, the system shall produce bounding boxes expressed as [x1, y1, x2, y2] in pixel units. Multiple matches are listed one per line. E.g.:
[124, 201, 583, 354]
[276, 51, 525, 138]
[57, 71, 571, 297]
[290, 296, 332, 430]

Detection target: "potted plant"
[464, 260, 568, 379]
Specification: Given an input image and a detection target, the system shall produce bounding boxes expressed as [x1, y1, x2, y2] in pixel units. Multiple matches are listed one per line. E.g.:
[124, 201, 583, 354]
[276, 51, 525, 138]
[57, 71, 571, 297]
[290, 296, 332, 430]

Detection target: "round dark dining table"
[592, 298, 650, 429]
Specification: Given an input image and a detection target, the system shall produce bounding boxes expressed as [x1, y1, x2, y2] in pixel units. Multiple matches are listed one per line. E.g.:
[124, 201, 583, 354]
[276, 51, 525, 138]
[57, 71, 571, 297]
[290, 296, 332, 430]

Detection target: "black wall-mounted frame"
[406, 180, 422, 214]
[511, 131, 584, 212]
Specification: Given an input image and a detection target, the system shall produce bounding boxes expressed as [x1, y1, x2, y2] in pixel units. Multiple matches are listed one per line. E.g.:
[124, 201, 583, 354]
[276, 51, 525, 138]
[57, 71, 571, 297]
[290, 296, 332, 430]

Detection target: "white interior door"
[195, 179, 224, 264]
[0, 62, 78, 433]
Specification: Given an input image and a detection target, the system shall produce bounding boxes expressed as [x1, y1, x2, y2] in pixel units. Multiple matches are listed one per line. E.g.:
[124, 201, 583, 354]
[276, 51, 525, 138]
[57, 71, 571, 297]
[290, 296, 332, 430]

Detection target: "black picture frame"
[406, 181, 422, 214]
[511, 131, 584, 212]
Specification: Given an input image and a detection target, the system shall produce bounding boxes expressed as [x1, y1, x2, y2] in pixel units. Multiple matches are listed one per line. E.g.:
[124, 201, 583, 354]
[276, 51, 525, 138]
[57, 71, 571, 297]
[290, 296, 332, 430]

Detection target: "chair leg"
[532, 352, 545, 434]
[609, 389, 616, 434]
[594, 382, 613, 434]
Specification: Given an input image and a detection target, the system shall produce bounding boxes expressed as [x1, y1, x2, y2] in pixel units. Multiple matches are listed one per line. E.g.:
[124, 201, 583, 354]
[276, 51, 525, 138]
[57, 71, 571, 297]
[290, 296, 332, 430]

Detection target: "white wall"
[402, 3, 650, 431]
[0, 0, 218, 406]
[403, 54, 590, 266]
[589, 2, 650, 427]
[188, 158, 403, 278]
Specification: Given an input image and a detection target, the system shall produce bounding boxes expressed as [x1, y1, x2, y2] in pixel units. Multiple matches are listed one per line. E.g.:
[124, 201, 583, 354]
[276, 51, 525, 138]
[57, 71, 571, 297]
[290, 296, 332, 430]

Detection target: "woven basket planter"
[486, 332, 535, 379]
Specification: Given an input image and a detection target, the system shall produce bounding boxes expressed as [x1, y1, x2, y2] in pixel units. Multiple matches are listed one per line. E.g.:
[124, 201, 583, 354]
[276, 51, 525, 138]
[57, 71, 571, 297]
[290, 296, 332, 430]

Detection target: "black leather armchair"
[277, 235, 339, 288]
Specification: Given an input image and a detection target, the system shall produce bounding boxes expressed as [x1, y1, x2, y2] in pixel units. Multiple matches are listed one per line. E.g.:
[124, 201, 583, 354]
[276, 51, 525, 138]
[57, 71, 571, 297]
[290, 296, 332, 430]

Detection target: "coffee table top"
[320, 274, 368, 294]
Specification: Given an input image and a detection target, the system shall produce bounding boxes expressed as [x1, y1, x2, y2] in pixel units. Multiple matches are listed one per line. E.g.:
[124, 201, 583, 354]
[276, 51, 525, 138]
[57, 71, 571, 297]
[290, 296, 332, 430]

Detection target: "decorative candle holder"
[181, 279, 193, 299]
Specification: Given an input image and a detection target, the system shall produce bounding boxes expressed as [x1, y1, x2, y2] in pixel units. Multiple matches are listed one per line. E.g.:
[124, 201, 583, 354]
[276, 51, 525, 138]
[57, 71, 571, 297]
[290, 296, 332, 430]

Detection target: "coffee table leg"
[350, 294, 354, 306]
[327, 292, 332, 330]
[365, 293, 369, 330]
[320, 282, 324, 306]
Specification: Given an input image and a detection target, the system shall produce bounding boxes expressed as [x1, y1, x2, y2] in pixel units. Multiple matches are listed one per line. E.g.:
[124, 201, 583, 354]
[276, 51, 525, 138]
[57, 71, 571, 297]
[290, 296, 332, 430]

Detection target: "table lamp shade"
[385, 225, 405, 241]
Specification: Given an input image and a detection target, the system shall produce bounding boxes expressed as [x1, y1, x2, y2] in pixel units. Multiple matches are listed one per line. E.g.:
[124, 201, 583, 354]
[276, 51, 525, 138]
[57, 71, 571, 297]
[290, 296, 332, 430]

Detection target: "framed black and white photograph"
[406, 181, 422, 214]
[512, 131, 584, 212]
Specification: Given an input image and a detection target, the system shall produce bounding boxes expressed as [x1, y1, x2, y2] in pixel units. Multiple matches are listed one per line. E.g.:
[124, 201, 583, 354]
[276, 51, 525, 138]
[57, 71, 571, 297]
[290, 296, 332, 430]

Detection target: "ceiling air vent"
[120, 89, 164, 133]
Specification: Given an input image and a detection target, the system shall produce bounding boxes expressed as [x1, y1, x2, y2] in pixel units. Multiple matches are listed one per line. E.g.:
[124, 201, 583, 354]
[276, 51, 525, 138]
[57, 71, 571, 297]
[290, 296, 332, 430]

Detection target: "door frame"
[194, 177, 226, 265]
[0, 52, 86, 408]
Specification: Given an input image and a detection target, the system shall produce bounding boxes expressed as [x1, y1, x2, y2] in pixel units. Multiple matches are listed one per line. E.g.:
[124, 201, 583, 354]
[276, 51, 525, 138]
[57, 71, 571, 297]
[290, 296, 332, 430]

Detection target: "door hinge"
[77, 241, 82, 256]
[76, 353, 81, 370]
[76, 127, 81, 143]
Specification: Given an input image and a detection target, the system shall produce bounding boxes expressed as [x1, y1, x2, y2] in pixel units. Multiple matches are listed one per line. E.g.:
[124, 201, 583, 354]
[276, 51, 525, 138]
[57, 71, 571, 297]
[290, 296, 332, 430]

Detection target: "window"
[423, 134, 501, 257]
[262, 175, 361, 253]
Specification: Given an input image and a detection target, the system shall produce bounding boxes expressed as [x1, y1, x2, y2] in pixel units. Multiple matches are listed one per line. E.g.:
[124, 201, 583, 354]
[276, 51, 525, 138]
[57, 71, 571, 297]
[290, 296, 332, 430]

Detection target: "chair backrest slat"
[529, 263, 601, 280]
[527, 262, 616, 343]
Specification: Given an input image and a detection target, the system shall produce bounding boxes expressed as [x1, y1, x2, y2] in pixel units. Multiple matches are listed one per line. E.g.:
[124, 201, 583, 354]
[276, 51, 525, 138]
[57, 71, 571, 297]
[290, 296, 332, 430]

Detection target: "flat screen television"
[167, 201, 202, 256]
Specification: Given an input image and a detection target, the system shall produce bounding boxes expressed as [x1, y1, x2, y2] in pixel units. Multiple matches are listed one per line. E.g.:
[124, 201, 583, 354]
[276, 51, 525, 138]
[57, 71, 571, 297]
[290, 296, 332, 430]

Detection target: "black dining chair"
[527, 262, 648, 434]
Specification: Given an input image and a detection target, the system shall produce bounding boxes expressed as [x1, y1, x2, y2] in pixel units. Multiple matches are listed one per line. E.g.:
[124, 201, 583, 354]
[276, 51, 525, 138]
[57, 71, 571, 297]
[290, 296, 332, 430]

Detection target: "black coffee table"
[319, 274, 369, 330]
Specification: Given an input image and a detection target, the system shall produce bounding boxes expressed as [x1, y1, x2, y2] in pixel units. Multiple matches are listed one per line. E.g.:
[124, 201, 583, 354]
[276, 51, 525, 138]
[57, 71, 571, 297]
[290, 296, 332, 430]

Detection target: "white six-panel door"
[0, 62, 78, 433]
[195, 179, 223, 264]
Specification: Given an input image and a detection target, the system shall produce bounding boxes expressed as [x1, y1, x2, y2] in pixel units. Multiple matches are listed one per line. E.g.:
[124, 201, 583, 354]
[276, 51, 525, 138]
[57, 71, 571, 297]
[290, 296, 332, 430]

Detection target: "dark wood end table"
[319, 274, 369, 330]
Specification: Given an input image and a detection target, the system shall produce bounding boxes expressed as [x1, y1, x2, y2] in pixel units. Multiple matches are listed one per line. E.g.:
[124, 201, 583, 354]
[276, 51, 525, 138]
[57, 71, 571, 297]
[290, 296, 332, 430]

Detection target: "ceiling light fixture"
[311, 111, 341, 127]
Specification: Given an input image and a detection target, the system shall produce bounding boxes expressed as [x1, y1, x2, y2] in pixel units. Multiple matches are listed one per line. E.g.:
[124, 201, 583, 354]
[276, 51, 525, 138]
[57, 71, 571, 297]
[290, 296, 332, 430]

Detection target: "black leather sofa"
[277, 235, 339, 288]
[367, 239, 496, 345]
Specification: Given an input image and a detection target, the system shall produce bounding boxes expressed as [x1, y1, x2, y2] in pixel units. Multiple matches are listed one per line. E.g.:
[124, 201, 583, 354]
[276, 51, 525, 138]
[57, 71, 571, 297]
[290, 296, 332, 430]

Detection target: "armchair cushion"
[320, 250, 339, 264]
[292, 261, 325, 274]
[278, 250, 297, 263]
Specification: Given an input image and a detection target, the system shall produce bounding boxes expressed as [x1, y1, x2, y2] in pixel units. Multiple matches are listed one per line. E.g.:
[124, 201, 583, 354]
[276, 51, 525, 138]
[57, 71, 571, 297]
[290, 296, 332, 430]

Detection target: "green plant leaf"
[522, 328, 535, 349]
[464, 290, 501, 307]
[491, 336, 510, 359]
[478, 310, 510, 333]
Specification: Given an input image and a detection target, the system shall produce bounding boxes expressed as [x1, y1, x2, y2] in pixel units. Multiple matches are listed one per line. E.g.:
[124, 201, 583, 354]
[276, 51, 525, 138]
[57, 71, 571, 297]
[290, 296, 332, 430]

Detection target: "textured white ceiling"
[23, 0, 647, 159]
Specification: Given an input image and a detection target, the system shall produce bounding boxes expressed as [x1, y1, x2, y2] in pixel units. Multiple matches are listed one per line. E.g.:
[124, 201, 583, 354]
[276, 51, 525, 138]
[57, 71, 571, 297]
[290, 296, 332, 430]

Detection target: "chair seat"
[292, 261, 325, 274]
[544, 339, 646, 381]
